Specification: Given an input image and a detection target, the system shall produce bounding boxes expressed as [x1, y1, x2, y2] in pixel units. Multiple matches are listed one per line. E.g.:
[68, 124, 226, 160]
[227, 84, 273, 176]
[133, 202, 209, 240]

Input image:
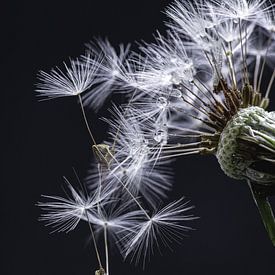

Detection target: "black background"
[3, 0, 275, 274]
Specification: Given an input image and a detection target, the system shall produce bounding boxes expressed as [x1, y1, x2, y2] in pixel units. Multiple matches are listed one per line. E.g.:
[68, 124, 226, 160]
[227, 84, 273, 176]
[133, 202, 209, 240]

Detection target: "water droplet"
[171, 89, 182, 98]
[156, 97, 168, 108]
[170, 56, 178, 64]
[171, 72, 181, 85]
[154, 129, 168, 144]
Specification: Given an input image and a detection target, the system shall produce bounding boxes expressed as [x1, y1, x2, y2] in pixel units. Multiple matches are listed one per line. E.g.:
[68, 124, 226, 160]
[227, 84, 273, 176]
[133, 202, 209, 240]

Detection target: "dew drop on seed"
[154, 129, 168, 144]
[156, 97, 168, 108]
[171, 89, 182, 98]
[170, 56, 178, 64]
[171, 73, 181, 85]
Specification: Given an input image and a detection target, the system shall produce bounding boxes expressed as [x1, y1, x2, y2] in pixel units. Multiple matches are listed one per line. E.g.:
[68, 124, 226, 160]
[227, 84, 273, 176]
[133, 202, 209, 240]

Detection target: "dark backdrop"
[3, 0, 275, 274]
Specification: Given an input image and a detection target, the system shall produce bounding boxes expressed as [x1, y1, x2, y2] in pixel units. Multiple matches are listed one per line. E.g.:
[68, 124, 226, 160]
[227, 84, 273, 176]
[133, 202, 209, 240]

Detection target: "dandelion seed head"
[38, 0, 275, 269]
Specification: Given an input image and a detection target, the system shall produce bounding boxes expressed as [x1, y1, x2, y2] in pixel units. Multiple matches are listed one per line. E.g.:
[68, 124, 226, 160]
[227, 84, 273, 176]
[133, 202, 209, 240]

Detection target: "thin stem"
[112, 173, 151, 220]
[265, 70, 275, 99]
[204, 50, 214, 70]
[146, 150, 202, 163]
[213, 26, 236, 89]
[152, 141, 204, 150]
[179, 81, 214, 110]
[254, 55, 261, 91]
[238, 18, 249, 84]
[167, 133, 203, 138]
[259, 156, 275, 163]
[257, 37, 272, 92]
[227, 51, 237, 89]
[181, 95, 212, 118]
[96, 163, 104, 217]
[104, 225, 109, 275]
[78, 94, 97, 145]
[168, 125, 212, 135]
[84, 209, 103, 269]
[244, 22, 249, 75]
[229, 41, 237, 89]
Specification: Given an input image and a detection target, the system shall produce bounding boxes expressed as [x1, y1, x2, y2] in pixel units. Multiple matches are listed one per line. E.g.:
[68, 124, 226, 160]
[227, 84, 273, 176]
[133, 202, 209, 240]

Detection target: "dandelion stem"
[238, 18, 249, 84]
[96, 163, 104, 219]
[265, 70, 275, 99]
[112, 173, 151, 220]
[84, 209, 103, 269]
[248, 181, 275, 246]
[257, 36, 273, 92]
[167, 126, 212, 135]
[179, 81, 213, 110]
[213, 26, 236, 88]
[254, 55, 261, 91]
[78, 94, 97, 145]
[226, 50, 237, 89]
[193, 78, 217, 105]
[229, 41, 237, 89]
[147, 150, 202, 162]
[181, 95, 211, 118]
[104, 225, 109, 275]
[152, 142, 203, 150]
[244, 22, 249, 75]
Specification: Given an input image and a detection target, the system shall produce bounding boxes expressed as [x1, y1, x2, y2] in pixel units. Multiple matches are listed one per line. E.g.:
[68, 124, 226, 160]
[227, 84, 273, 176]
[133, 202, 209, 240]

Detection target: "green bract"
[217, 106, 275, 184]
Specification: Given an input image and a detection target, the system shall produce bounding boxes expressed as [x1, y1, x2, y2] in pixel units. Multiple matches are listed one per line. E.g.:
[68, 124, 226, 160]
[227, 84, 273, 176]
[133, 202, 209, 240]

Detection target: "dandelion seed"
[131, 32, 196, 92]
[38, 178, 113, 233]
[209, 0, 272, 22]
[166, 0, 217, 40]
[36, 56, 100, 101]
[82, 39, 133, 110]
[122, 198, 196, 267]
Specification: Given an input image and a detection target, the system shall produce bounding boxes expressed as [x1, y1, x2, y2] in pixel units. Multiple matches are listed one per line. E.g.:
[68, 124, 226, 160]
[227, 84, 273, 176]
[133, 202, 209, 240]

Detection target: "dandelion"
[37, 0, 275, 274]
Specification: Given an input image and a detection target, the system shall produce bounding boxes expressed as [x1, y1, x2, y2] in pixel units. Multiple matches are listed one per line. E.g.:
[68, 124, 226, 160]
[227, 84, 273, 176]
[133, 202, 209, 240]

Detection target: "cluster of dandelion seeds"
[37, 0, 275, 274]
